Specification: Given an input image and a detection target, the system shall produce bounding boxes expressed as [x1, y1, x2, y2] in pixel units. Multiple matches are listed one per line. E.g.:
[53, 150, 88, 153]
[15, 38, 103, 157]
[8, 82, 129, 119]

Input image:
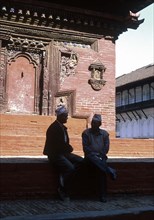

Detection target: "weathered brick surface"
[0, 114, 153, 157]
[108, 138, 154, 158]
[0, 114, 154, 200]
[3, 38, 116, 133]
[58, 38, 115, 132]
[0, 160, 58, 199]
[0, 158, 154, 199]
[0, 114, 86, 156]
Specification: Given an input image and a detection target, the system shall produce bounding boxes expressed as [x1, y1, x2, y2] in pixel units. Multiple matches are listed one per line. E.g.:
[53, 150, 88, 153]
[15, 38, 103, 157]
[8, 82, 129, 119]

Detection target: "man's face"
[58, 113, 68, 124]
[91, 120, 101, 130]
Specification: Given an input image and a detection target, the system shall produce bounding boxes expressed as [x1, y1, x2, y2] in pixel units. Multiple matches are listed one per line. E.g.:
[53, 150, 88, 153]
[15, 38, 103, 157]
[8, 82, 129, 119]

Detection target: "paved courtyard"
[0, 194, 154, 220]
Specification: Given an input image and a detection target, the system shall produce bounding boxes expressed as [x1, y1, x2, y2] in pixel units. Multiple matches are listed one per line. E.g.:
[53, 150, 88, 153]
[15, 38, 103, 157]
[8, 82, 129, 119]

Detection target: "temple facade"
[0, 0, 152, 134]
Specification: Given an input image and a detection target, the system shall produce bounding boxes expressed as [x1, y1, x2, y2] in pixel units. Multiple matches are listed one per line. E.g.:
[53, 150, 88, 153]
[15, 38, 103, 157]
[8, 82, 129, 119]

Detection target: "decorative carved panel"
[7, 56, 35, 113]
[55, 90, 75, 116]
[5, 38, 45, 114]
[88, 62, 106, 91]
[55, 96, 69, 109]
[60, 51, 78, 85]
[0, 46, 7, 112]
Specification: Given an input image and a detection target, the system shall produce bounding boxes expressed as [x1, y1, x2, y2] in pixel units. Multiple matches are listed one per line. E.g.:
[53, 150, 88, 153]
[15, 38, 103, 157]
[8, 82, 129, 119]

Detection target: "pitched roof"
[116, 63, 154, 87]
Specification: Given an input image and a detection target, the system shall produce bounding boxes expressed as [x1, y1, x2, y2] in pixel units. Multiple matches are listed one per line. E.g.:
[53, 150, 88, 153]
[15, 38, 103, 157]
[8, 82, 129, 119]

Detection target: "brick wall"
[3, 38, 116, 133]
[0, 158, 154, 199]
[1, 114, 153, 200]
[61, 38, 116, 132]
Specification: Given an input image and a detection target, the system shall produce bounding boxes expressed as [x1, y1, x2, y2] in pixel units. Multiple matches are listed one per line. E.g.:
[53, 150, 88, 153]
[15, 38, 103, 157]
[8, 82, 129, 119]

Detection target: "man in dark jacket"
[82, 114, 117, 202]
[43, 105, 83, 201]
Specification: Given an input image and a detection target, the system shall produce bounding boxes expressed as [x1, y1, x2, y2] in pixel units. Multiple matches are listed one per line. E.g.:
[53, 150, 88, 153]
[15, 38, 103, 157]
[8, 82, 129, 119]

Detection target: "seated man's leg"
[86, 155, 117, 180]
[48, 155, 75, 201]
[108, 166, 117, 180]
[63, 153, 84, 189]
[65, 153, 84, 170]
[53, 155, 75, 185]
[85, 158, 107, 202]
[97, 169, 107, 202]
[86, 154, 108, 173]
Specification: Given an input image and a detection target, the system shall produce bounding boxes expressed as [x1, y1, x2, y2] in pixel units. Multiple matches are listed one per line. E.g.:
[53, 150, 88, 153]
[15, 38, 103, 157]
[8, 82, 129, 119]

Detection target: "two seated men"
[43, 106, 117, 202]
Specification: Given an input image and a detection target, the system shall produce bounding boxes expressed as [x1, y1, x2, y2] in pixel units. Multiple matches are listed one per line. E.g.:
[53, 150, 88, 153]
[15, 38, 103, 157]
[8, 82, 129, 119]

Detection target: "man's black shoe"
[57, 187, 70, 202]
[59, 174, 64, 188]
[111, 170, 117, 180]
[109, 168, 117, 180]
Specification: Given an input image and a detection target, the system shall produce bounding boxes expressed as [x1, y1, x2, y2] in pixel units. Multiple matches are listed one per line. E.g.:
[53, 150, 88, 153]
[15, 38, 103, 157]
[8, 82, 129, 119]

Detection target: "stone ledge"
[1, 156, 154, 200]
[0, 156, 154, 163]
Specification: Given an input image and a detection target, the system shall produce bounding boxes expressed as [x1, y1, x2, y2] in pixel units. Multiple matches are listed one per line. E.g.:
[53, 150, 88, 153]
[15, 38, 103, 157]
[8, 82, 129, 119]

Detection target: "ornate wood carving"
[5, 36, 46, 114]
[0, 3, 122, 41]
[41, 50, 50, 115]
[0, 46, 7, 112]
[60, 50, 78, 85]
[88, 62, 106, 91]
[7, 36, 45, 55]
[55, 90, 75, 116]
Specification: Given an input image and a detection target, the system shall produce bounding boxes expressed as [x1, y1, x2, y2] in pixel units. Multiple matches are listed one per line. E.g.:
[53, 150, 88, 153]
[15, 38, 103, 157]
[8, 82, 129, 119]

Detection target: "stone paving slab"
[0, 194, 154, 220]
[1, 207, 154, 220]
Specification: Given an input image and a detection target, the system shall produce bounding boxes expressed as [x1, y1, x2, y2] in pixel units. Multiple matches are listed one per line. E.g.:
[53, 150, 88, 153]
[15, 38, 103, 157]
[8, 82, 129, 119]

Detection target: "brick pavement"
[0, 194, 154, 220]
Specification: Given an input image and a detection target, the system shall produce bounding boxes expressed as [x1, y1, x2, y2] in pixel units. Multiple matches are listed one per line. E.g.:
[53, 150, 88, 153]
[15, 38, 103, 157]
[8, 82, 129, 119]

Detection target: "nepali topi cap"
[55, 105, 68, 116]
[92, 114, 102, 122]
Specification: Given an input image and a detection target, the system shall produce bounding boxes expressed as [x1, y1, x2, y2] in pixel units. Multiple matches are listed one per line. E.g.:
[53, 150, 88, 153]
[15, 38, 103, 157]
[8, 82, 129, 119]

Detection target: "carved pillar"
[0, 45, 7, 112]
[48, 42, 60, 115]
[41, 50, 49, 115]
[0, 28, 12, 112]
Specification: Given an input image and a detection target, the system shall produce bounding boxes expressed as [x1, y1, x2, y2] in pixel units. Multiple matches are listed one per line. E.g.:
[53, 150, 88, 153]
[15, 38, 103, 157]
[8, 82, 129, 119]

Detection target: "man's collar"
[56, 120, 67, 129]
[89, 128, 101, 134]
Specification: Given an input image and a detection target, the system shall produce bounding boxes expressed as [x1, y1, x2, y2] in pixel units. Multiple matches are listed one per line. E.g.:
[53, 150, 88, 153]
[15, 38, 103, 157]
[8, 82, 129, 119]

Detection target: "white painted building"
[116, 64, 154, 138]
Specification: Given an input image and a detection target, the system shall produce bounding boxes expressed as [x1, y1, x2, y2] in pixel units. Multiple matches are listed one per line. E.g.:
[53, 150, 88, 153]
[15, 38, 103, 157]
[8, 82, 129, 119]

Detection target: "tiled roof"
[116, 63, 154, 87]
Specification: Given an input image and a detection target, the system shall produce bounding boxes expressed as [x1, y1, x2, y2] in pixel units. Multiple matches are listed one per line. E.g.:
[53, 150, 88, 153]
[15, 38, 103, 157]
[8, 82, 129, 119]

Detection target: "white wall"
[116, 108, 154, 138]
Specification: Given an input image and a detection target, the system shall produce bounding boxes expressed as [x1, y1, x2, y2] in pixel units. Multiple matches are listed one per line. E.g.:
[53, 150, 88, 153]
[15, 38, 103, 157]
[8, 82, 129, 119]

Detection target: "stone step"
[1, 113, 153, 157]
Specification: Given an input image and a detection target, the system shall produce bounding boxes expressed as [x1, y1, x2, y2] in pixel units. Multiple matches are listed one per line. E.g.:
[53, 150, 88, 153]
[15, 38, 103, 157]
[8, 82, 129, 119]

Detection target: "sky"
[115, 3, 154, 77]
